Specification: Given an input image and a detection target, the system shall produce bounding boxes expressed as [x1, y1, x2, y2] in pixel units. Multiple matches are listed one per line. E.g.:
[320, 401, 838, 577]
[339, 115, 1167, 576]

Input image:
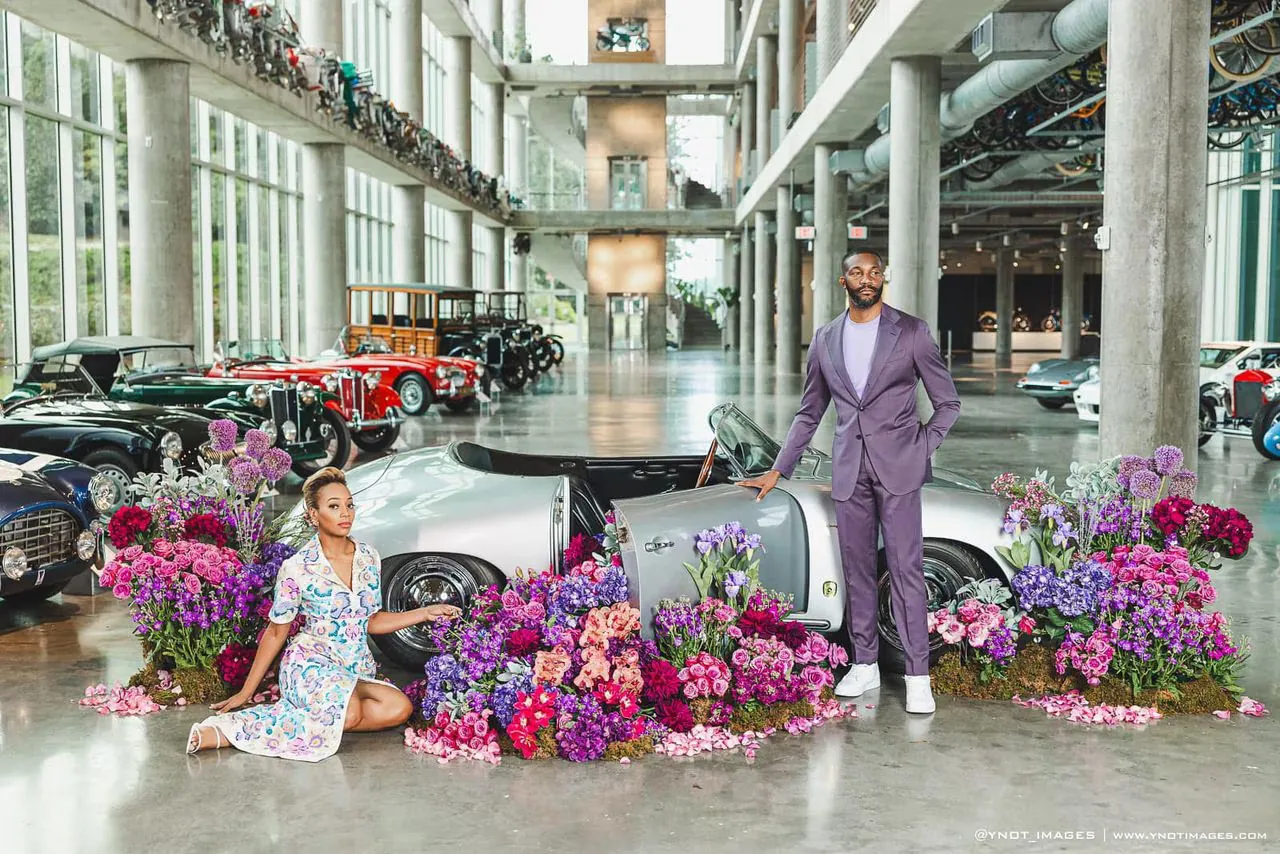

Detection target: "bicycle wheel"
[1242, 19, 1280, 56]
[1210, 38, 1272, 81]
[1033, 74, 1080, 107]
[1208, 130, 1250, 149]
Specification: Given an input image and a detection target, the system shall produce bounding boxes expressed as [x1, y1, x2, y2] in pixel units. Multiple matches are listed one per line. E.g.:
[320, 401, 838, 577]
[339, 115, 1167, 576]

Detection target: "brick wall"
[585, 97, 668, 210]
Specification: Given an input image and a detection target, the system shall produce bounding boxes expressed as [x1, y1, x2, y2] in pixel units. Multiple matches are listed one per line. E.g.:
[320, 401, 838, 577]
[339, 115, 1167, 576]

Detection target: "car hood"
[5, 397, 209, 435]
[0, 458, 77, 509]
[1023, 359, 1097, 382]
[125, 374, 252, 391]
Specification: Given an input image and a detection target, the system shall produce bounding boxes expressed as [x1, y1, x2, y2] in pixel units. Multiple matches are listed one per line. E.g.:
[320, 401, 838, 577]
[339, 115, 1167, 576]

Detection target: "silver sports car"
[1016, 358, 1098, 409]
[332, 404, 1016, 671]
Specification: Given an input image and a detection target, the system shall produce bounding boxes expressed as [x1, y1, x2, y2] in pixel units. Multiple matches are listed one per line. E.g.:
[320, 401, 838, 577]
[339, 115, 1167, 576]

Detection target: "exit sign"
[794, 226, 815, 240]
[848, 225, 868, 239]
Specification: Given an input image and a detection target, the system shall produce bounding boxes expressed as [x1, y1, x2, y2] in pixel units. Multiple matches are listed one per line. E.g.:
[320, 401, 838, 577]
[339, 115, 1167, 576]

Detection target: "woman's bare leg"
[343, 681, 414, 733]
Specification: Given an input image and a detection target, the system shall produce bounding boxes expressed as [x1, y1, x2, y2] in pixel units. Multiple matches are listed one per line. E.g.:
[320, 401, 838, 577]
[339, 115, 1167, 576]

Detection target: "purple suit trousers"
[773, 305, 960, 674]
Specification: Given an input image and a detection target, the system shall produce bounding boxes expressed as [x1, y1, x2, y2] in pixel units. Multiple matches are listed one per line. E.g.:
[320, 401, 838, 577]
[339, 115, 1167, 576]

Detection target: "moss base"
[931, 645, 1236, 715]
[728, 699, 814, 734]
[603, 736, 654, 761]
[130, 664, 229, 705]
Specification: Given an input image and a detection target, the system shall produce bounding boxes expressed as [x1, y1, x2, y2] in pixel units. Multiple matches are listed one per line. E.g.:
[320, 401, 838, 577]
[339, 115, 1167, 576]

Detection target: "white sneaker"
[904, 675, 936, 714]
[834, 663, 880, 697]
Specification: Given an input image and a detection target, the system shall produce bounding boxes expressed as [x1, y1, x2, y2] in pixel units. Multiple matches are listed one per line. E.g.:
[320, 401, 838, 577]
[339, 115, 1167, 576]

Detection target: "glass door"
[608, 293, 648, 350]
[610, 157, 647, 211]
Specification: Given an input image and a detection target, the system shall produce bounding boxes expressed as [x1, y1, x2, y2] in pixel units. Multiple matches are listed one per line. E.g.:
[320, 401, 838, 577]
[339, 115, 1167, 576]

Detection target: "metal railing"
[522, 191, 587, 211]
[847, 0, 878, 46]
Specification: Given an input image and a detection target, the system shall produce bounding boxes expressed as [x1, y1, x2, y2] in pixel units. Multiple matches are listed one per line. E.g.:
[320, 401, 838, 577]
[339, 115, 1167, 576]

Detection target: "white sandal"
[186, 724, 226, 755]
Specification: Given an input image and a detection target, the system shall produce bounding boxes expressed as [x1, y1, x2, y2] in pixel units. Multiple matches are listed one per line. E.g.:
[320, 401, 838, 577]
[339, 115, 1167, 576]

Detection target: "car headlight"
[3, 547, 27, 580]
[322, 373, 338, 393]
[76, 530, 97, 561]
[259, 419, 278, 442]
[298, 381, 317, 405]
[1072, 370, 1091, 383]
[282, 420, 298, 442]
[1028, 362, 1042, 374]
[160, 431, 184, 460]
[89, 473, 121, 513]
[1087, 365, 1099, 381]
[435, 366, 448, 379]
[1264, 379, 1280, 402]
[474, 364, 485, 377]
[363, 371, 381, 390]
[249, 383, 269, 408]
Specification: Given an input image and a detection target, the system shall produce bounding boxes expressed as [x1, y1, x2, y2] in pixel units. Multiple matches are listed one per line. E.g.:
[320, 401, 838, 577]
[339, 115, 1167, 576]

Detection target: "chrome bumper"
[347, 408, 404, 432]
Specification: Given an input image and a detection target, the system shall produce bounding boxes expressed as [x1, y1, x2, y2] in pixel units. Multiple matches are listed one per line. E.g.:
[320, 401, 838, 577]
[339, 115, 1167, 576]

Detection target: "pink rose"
[120, 545, 143, 561]
[696, 677, 711, 694]
[967, 623, 991, 648]
[111, 582, 132, 599]
[152, 539, 174, 557]
[182, 573, 202, 595]
[683, 683, 698, 699]
[1018, 615, 1036, 635]
[827, 645, 848, 668]
[690, 663, 706, 679]
[157, 561, 179, 580]
[99, 568, 116, 587]
[115, 566, 133, 585]
[712, 678, 729, 696]
[956, 598, 982, 623]
[939, 619, 965, 644]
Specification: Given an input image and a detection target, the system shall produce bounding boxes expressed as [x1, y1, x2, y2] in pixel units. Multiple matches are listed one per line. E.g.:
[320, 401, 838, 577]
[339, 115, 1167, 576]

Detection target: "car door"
[612, 483, 810, 638]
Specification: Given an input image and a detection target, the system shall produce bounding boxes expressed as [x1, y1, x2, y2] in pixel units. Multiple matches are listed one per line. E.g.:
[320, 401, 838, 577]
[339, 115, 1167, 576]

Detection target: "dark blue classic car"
[0, 448, 99, 603]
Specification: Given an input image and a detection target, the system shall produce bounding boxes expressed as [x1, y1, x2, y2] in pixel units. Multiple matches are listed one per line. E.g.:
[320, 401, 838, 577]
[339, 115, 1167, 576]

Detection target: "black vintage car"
[7, 336, 344, 476]
[0, 448, 99, 603]
[0, 363, 218, 508]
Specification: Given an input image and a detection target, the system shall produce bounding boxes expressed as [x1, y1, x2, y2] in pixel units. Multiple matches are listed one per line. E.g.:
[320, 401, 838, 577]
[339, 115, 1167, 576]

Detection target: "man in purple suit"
[739, 250, 960, 714]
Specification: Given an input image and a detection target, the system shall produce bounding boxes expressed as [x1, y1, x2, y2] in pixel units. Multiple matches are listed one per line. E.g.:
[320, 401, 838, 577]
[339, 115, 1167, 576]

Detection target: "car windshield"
[1201, 346, 1245, 369]
[438, 296, 475, 322]
[224, 340, 290, 360]
[20, 360, 102, 395]
[120, 346, 199, 374]
[709, 403, 782, 475]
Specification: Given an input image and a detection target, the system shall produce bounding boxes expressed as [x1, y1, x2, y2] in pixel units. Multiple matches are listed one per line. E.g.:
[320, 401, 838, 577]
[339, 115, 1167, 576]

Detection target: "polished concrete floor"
[2, 350, 1278, 854]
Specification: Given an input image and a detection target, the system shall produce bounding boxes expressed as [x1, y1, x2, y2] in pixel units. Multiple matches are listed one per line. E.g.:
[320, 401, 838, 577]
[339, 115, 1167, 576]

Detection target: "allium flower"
[1152, 445, 1184, 477]
[1168, 469, 1198, 500]
[228, 457, 263, 495]
[1128, 470, 1161, 501]
[260, 448, 293, 482]
[208, 419, 238, 453]
[244, 429, 272, 460]
[1116, 455, 1151, 488]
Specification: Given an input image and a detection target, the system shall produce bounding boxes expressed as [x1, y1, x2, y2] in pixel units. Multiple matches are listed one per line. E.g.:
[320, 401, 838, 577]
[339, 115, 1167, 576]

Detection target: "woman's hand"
[420, 604, 463, 623]
[210, 690, 253, 714]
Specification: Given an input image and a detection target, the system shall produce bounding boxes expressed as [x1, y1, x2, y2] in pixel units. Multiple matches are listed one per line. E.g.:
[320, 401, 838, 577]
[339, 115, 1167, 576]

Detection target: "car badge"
[822, 581, 838, 598]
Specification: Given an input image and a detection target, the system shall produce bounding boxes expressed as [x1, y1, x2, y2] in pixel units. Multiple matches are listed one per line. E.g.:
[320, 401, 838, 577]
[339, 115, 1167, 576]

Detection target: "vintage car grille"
[485, 334, 504, 366]
[338, 371, 368, 418]
[269, 384, 301, 429]
[1234, 379, 1264, 419]
[448, 368, 467, 390]
[0, 508, 78, 569]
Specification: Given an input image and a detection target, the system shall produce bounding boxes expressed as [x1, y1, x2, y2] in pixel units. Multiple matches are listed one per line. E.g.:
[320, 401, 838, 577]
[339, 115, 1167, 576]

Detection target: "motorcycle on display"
[596, 20, 651, 52]
[1041, 309, 1061, 332]
[977, 310, 997, 331]
[532, 324, 566, 367]
[1012, 309, 1032, 332]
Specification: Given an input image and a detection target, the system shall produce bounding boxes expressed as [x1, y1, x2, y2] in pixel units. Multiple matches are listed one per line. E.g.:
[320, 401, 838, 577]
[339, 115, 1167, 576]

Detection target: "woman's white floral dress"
[201, 536, 393, 762]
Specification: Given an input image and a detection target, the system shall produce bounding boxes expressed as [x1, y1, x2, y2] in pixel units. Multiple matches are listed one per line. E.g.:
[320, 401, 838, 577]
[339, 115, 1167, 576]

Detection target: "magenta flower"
[260, 448, 293, 482]
[244, 429, 272, 460]
[208, 419, 238, 453]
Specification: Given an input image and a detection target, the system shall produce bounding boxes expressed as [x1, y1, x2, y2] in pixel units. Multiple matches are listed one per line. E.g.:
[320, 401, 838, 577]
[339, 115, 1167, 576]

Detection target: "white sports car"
[1073, 377, 1100, 423]
[328, 403, 1018, 672]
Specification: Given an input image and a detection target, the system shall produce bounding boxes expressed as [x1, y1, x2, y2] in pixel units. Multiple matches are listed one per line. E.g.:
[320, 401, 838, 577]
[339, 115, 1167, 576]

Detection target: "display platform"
[972, 331, 1062, 352]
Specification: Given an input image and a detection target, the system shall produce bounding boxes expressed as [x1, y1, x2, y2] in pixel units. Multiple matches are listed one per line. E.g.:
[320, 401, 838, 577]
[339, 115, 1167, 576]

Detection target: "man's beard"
[845, 283, 884, 309]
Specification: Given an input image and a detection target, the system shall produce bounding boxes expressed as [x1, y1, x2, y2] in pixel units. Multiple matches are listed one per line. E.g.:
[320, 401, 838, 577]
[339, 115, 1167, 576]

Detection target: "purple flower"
[260, 448, 293, 483]
[1168, 469, 1198, 500]
[244, 429, 272, 460]
[1011, 564, 1057, 610]
[1153, 445, 1184, 477]
[1116, 455, 1152, 489]
[723, 570, 749, 599]
[1002, 508, 1028, 535]
[208, 419, 238, 453]
[1128, 470, 1162, 501]
[1051, 521, 1077, 548]
[228, 457, 263, 494]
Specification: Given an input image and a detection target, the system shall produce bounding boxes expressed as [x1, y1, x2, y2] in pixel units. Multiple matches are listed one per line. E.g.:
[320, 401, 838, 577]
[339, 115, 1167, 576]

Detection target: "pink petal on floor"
[1213, 710, 1231, 720]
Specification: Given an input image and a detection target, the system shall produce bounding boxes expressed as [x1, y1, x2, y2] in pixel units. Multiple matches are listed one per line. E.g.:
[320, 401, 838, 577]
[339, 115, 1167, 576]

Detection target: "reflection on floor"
[2, 350, 1278, 852]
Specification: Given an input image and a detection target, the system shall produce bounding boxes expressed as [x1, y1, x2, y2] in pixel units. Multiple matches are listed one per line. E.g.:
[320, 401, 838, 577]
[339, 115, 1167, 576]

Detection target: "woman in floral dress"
[185, 467, 459, 761]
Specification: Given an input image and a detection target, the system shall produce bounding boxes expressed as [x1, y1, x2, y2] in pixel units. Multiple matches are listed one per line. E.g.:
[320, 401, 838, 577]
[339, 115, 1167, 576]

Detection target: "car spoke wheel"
[875, 542, 986, 672]
[374, 555, 500, 670]
[394, 374, 430, 416]
[81, 449, 139, 512]
[293, 409, 352, 476]
[549, 340, 565, 365]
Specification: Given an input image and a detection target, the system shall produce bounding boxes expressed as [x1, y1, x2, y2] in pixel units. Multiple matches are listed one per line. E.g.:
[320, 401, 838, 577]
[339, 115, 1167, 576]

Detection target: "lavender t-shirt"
[843, 312, 880, 397]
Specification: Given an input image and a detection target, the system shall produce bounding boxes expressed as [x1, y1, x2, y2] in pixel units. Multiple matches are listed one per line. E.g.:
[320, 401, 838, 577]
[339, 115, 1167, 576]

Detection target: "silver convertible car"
[333, 404, 1017, 671]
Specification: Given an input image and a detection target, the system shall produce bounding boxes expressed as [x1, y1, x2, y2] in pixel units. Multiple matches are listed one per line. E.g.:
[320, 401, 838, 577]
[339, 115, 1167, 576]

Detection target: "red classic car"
[215, 339, 484, 417]
[208, 346, 405, 453]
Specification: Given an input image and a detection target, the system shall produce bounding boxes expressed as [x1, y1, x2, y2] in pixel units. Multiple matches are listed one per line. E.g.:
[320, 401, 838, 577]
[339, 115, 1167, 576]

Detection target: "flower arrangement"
[85, 420, 301, 707]
[681, 522, 763, 606]
[403, 522, 854, 763]
[927, 579, 1020, 683]
[931, 445, 1265, 722]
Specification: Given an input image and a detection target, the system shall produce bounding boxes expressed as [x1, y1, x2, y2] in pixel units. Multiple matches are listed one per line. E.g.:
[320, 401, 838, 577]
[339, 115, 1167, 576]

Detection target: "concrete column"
[755, 38, 774, 170]
[486, 81, 506, 290]
[723, 237, 739, 349]
[886, 56, 941, 330]
[777, 0, 798, 140]
[478, 0, 502, 51]
[300, 0, 342, 54]
[509, 117, 529, 292]
[995, 249, 1014, 359]
[301, 143, 347, 355]
[739, 224, 754, 363]
[754, 210, 774, 368]
[1060, 235, 1084, 359]
[775, 185, 800, 374]
[390, 0, 425, 283]
[740, 82, 756, 182]
[125, 60, 195, 345]
[504, 0, 528, 60]
[1099, 2, 1210, 464]
[816, 0, 843, 82]
[445, 35, 473, 287]
[812, 144, 847, 328]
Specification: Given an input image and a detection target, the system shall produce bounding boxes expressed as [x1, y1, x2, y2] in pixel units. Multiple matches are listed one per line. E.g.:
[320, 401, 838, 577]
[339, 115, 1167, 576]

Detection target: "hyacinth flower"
[681, 522, 764, 604]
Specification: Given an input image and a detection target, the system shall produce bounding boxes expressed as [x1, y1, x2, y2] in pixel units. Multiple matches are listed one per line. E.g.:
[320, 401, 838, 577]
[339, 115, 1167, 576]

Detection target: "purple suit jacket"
[773, 304, 961, 500]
